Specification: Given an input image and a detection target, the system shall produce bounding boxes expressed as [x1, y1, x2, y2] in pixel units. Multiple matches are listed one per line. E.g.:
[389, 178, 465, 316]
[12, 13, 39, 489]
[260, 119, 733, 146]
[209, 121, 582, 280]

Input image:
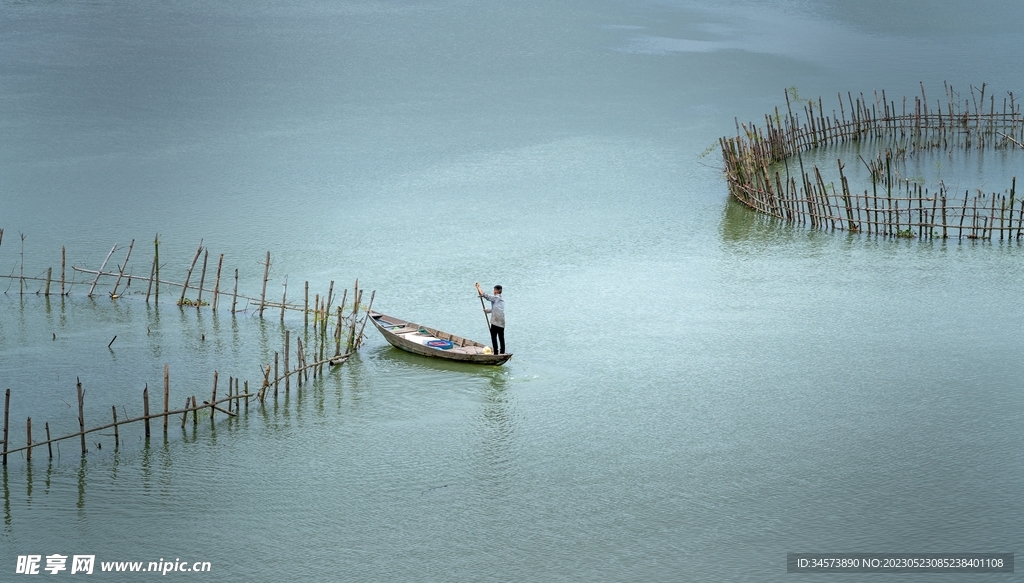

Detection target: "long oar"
[478, 291, 491, 330]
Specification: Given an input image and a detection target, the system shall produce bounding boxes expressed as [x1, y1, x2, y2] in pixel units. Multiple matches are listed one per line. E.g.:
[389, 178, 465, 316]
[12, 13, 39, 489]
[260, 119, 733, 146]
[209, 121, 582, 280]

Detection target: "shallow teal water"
[2, 1, 1023, 581]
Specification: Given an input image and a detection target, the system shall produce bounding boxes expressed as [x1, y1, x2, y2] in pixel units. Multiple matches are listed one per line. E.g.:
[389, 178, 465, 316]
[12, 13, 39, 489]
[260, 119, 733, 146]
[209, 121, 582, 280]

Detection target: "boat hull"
[370, 312, 512, 365]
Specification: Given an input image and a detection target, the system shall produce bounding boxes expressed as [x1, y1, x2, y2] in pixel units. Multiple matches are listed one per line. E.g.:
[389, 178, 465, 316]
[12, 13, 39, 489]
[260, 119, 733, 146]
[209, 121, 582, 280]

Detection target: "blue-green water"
[2, 1, 1023, 581]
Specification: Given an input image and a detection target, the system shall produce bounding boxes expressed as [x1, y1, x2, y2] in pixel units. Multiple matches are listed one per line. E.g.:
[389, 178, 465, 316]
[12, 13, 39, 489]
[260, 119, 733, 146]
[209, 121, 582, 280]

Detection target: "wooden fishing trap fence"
[720, 83, 1024, 239]
[0, 234, 377, 465]
[0, 234, 374, 349]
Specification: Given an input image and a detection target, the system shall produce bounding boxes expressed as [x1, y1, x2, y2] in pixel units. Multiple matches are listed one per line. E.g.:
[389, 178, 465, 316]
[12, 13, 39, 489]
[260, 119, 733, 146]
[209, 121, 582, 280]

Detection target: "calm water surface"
[1, 1, 1023, 581]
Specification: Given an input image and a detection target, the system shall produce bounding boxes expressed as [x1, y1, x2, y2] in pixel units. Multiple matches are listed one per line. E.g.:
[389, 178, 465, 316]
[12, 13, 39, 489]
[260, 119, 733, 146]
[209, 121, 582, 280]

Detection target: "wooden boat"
[369, 311, 512, 365]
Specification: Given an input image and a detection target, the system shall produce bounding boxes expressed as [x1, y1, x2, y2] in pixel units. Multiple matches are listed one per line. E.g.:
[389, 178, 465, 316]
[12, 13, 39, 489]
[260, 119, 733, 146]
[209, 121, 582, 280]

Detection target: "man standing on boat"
[476, 282, 505, 354]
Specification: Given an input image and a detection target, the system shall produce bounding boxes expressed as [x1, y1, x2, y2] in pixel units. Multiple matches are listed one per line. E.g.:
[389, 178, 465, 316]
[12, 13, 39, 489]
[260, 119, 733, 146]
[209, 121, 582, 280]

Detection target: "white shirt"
[481, 292, 505, 328]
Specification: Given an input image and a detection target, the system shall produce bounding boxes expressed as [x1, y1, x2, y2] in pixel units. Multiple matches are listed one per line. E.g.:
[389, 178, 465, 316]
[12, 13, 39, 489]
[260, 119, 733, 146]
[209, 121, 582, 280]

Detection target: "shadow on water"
[479, 373, 513, 445]
[76, 456, 86, 514]
[718, 196, 880, 252]
[469, 366, 521, 505]
[2, 467, 10, 531]
[718, 197, 805, 246]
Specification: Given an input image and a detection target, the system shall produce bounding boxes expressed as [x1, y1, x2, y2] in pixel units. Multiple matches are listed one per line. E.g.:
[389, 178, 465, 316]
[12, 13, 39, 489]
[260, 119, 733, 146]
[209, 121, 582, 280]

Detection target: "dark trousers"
[489, 325, 505, 354]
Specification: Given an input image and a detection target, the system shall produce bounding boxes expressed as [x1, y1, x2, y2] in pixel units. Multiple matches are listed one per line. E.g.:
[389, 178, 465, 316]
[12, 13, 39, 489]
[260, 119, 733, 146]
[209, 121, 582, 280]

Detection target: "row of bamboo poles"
[720, 83, 1023, 239]
[0, 233, 359, 317]
[1, 371, 250, 464]
[0, 235, 376, 465]
[0, 324, 365, 465]
[0, 304, 374, 465]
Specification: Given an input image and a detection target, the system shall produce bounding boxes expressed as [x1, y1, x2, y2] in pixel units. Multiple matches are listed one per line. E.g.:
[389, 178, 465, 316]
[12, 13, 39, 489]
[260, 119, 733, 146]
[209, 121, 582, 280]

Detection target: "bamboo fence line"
[0, 374, 252, 464]
[0, 234, 367, 322]
[0, 235, 377, 465]
[0, 296, 374, 465]
[720, 83, 1023, 239]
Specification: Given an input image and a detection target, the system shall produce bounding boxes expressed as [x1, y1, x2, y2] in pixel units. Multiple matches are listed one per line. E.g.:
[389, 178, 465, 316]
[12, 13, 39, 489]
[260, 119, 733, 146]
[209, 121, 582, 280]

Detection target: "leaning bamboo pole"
[179, 241, 204, 305]
[87, 244, 117, 297]
[110, 238, 134, 298]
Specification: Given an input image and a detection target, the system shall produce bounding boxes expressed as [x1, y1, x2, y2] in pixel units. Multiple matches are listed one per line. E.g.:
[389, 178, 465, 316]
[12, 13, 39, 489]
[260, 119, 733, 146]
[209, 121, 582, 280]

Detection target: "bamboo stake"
[1013, 177, 1021, 239]
[77, 379, 86, 454]
[259, 251, 270, 318]
[347, 281, 361, 352]
[2, 389, 8, 465]
[335, 306, 343, 356]
[163, 364, 170, 432]
[61, 246, 66, 296]
[231, 268, 239, 313]
[304, 281, 309, 329]
[210, 371, 218, 421]
[181, 398, 189, 428]
[956, 190, 969, 238]
[146, 234, 158, 302]
[297, 338, 304, 387]
[258, 365, 271, 402]
[212, 254, 224, 310]
[179, 241, 204, 305]
[281, 276, 288, 322]
[25, 417, 31, 462]
[143, 385, 150, 438]
[111, 238, 134, 297]
[984, 193, 993, 239]
[326, 280, 335, 316]
[354, 290, 375, 350]
[942, 192, 948, 239]
[113, 406, 119, 446]
[318, 301, 324, 378]
[154, 234, 160, 302]
[45, 422, 52, 459]
[196, 248, 209, 307]
[20, 233, 25, 296]
[88, 243, 118, 297]
[45, 267, 52, 297]
[285, 331, 290, 393]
